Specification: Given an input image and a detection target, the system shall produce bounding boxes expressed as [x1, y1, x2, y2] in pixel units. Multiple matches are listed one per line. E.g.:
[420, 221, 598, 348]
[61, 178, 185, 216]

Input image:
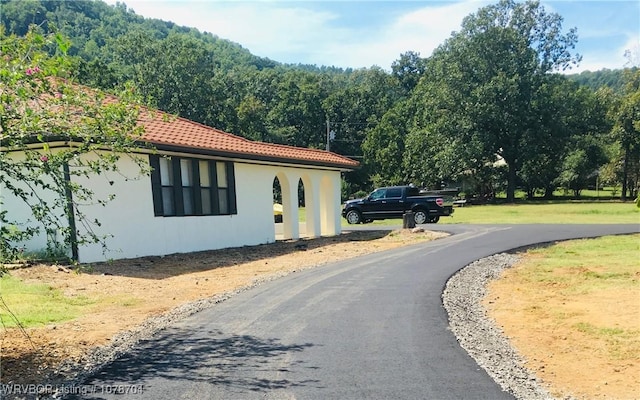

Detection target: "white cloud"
[281, 0, 490, 69]
[109, 1, 343, 61]
[107, 0, 490, 69]
[378, 1, 489, 63]
[568, 31, 640, 73]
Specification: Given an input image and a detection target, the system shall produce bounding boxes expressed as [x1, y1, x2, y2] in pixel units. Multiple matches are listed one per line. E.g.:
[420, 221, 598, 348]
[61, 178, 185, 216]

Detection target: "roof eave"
[151, 143, 359, 171]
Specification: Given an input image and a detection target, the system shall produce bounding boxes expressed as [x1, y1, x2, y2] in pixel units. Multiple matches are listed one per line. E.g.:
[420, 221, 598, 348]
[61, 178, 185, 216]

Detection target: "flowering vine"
[1, 26, 150, 261]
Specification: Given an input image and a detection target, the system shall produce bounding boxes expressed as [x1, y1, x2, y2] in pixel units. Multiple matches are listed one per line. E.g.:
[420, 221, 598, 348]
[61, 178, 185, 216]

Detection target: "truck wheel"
[345, 209, 363, 224]
[428, 216, 440, 223]
[413, 209, 428, 224]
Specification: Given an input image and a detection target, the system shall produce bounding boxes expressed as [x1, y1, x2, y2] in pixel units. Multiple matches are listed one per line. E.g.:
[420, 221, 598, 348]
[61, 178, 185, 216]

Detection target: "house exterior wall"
[2, 150, 344, 263]
[0, 151, 68, 256]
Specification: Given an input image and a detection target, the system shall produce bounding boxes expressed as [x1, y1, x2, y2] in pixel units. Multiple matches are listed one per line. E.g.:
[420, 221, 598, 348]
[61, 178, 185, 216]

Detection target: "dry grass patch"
[485, 234, 640, 399]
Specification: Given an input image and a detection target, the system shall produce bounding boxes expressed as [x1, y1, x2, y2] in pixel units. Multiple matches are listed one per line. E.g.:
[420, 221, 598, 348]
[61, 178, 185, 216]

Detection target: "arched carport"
[272, 168, 342, 241]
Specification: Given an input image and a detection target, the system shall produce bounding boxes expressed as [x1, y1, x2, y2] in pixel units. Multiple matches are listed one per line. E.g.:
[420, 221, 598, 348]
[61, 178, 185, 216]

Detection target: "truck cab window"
[370, 189, 386, 200]
[386, 188, 402, 198]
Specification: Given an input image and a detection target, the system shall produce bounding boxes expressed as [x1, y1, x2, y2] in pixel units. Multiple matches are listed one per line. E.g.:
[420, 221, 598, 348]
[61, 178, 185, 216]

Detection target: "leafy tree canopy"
[1, 25, 148, 260]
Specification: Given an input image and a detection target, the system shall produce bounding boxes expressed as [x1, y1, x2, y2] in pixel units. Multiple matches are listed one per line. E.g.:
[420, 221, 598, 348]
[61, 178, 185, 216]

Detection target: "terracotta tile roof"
[138, 110, 359, 170]
[8, 78, 357, 169]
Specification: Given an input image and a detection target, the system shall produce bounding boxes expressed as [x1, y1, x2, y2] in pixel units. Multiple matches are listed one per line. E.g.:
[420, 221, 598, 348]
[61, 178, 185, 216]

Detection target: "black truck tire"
[345, 209, 363, 224]
[413, 209, 429, 224]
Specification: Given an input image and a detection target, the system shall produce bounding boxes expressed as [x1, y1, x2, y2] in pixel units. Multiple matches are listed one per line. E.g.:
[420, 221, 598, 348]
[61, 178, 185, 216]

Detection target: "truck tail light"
[436, 198, 444, 207]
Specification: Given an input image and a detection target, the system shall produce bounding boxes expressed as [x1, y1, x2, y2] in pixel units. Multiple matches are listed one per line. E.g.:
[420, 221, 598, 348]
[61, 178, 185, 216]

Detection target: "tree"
[408, 0, 581, 202]
[0, 26, 148, 261]
[237, 94, 269, 142]
[557, 137, 607, 197]
[391, 51, 426, 93]
[569, 68, 635, 93]
[520, 78, 611, 198]
[611, 69, 640, 200]
[362, 100, 414, 187]
[323, 67, 402, 194]
[110, 30, 220, 126]
[267, 70, 326, 148]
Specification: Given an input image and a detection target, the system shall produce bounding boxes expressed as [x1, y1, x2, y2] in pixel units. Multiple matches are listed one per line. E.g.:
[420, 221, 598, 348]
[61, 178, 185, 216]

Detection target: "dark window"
[199, 160, 212, 214]
[386, 188, 402, 198]
[150, 155, 237, 217]
[180, 159, 195, 215]
[216, 161, 229, 214]
[370, 189, 386, 200]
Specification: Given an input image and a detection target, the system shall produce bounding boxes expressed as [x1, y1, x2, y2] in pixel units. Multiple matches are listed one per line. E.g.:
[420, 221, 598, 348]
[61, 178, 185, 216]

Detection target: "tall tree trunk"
[506, 162, 517, 203]
[621, 142, 630, 201]
[526, 187, 535, 199]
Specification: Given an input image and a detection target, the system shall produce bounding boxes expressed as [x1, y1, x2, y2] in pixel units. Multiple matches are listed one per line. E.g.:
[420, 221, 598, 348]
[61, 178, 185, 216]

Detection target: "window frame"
[150, 155, 237, 217]
[386, 188, 402, 198]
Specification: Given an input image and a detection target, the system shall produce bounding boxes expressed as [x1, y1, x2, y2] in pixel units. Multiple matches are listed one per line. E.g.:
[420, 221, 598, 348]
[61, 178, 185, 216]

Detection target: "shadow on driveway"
[72, 327, 320, 399]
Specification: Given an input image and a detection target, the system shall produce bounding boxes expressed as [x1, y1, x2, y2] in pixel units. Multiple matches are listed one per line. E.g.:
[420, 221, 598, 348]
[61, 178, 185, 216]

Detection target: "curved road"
[76, 224, 638, 400]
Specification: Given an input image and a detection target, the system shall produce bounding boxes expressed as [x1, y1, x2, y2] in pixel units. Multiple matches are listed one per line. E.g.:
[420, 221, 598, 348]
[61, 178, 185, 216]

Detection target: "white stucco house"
[1, 108, 358, 263]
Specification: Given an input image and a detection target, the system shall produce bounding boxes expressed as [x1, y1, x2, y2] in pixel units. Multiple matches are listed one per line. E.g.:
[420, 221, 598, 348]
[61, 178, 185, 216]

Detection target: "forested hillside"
[568, 68, 637, 92]
[2, 0, 638, 201]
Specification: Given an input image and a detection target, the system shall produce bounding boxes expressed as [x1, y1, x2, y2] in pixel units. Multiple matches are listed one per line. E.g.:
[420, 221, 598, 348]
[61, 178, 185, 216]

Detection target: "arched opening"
[272, 176, 284, 240]
[273, 170, 338, 240]
[297, 178, 307, 237]
[273, 176, 283, 223]
[273, 172, 298, 240]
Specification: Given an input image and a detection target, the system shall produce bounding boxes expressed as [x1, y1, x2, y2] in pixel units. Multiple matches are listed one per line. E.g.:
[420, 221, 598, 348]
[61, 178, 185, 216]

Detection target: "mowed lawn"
[352, 201, 639, 225]
[0, 274, 94, 327]
[443, 202, 639, 224]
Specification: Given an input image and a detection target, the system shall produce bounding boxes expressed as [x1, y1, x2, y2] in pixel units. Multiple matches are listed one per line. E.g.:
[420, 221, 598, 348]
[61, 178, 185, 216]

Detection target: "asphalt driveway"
[73, 224, 639, 400]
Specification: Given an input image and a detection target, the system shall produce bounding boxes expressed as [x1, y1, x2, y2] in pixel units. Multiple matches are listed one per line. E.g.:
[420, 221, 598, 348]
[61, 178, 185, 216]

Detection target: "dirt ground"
[0, 229, 445, 387]
[1, 229, 637, 400]
[485, 255, 640, 400]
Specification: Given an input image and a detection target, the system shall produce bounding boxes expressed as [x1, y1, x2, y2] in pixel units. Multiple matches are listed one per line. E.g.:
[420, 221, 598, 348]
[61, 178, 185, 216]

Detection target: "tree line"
[2, 0, 638, 201]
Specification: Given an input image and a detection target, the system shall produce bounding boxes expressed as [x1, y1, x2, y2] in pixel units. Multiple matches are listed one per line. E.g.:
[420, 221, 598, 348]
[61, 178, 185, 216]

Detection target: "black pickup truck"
[342, 185, 454, 224]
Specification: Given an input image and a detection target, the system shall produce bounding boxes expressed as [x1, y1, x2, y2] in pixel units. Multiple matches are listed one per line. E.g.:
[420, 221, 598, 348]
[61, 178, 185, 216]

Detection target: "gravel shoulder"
[442, 253, 554, 400]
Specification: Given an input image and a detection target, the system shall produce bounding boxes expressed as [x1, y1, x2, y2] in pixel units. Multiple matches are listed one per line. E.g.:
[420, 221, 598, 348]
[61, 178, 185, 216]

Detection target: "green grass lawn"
[522, 234, 639, 290]
[0, 274, 94, 328]
[347, 201, 639, 226]
[443, 202, 640, 224]
[494, 187, 626, 200]
[486, 232, 640, 400]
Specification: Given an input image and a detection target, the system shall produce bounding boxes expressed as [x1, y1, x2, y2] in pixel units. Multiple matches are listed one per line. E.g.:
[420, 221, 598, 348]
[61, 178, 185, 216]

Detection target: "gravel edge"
[442, 253, 555, 400]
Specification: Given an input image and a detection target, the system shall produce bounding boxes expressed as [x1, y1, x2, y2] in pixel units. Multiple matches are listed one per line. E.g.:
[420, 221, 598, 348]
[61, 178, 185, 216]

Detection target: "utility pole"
[326, 119, 331, 151]
[326, 119, 335, 152]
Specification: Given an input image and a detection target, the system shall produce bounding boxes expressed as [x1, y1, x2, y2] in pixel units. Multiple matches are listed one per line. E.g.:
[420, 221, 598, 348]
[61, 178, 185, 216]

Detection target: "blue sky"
[105, 0, 639, 73]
